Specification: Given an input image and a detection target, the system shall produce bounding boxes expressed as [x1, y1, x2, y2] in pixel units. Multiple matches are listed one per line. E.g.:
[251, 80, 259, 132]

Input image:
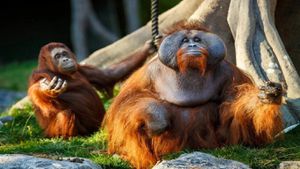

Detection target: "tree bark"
[227, 0, 300, 127]
[71, 0, 89, 61]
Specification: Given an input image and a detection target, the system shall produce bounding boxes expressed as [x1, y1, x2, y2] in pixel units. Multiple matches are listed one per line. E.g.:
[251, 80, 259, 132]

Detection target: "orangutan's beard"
[176, 48, 208, 76]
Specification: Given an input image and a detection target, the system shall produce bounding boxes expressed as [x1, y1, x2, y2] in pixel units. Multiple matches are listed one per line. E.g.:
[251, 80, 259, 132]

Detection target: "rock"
[153, 152, 250, 169]
[0, 154, 102, 169]
[0, 116, 14, 129]
[279, 161, 300, 169]
[0, 90, 26, 113]
[0, 116, 14, 123]
[8, 96, 31, 115]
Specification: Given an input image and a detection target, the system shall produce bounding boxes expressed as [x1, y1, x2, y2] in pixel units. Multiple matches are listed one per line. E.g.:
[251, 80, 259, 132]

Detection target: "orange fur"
[219, 83, 283, 145]
[28, 70, 104, 138]
[105, 61, 283, 168]
[29, 42, 152, 138]
[105, 24, 283, 168]
[177, 48, 208, 75]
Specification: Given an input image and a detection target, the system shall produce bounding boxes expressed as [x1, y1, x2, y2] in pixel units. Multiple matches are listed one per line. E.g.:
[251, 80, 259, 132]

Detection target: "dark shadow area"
[275, 0, 300, 73]
[0, 1, 71, 64]
[0, 0, 181, 65]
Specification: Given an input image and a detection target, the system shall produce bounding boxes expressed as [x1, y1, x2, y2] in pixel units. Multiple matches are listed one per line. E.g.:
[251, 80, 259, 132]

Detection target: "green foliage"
[139, 0, 181, 24]
[0, 60, 37, 91]
[0, 105, 41, 144]
[159, 0, 182, 13]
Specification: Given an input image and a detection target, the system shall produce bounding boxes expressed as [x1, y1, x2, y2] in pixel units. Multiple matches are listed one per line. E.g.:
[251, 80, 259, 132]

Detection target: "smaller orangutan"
[28, 42, 154, 138]
[105, 21, 283, 168]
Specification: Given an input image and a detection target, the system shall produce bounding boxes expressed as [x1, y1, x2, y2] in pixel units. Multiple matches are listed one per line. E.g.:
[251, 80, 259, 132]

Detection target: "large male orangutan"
[105, 21, 283, 168]
[28, 42, 153, 138]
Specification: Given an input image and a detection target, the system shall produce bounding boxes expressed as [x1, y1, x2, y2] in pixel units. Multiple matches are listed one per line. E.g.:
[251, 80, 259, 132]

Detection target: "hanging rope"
[151, 0, 161, 51]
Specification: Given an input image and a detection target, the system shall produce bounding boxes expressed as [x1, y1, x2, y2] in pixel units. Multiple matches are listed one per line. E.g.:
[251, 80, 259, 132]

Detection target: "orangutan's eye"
[194, 37, 201, 42]
[54, 54, 61, 60]
[62, 51, 68, 57]
[182, 37, 189, 43]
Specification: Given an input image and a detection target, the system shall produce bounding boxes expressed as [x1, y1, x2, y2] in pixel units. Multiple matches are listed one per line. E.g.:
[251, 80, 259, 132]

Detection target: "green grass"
[0, 105, 131, 169]
[1, 61, 300, 168]
[0, 60, 37, 91]
[1, 106, 300, 169]
[162, 129, 300, 169]
[203, 131, 300, 169]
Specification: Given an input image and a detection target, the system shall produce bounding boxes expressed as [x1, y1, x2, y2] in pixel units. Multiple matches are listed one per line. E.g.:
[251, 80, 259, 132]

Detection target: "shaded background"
[0, 1, 71, 64]
[0, 0, 181, 64]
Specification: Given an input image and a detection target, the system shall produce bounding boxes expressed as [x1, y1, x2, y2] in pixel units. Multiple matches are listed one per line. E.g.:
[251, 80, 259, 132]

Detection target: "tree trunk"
[123, 0, 140, 33]
[71, 0, 118, 61]
[227, 0, 300, 127]
[71, 0, 89, 61]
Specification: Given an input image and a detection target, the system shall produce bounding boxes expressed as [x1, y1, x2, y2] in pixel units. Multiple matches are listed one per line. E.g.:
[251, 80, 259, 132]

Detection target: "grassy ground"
[0, 106, 130, 169]
[0, 61, 300, 169]
[1, 107, 300, 169]
[0, 60, 37, 91]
